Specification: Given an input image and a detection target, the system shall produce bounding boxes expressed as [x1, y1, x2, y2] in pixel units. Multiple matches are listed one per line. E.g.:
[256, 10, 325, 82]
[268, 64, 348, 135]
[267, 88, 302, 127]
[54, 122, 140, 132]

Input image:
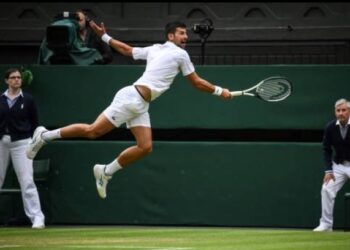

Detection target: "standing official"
[314, 98, 350, 232]
[0, 68, 45, 229]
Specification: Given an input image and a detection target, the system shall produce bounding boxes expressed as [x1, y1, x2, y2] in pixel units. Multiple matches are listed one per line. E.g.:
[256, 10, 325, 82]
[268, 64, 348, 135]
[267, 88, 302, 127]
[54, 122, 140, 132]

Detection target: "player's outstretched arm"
[89, 21, 133, 57]
[186, 72, 232, 100]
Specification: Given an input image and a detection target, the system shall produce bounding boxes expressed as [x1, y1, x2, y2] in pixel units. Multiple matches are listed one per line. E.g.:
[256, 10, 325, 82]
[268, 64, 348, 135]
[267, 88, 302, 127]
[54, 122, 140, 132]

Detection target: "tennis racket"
[230, 76, 292, 102]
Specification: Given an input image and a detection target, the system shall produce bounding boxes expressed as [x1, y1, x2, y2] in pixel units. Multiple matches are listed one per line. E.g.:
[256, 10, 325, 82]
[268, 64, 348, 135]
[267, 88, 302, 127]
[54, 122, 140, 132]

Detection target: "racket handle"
[230, 91, 243, 97]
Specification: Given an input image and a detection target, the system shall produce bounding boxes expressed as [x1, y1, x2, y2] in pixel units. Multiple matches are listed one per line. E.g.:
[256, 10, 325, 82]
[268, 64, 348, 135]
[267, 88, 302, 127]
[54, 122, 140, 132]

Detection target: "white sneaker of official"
[32, 217, 45, 229]
[313, 224, 333, 232]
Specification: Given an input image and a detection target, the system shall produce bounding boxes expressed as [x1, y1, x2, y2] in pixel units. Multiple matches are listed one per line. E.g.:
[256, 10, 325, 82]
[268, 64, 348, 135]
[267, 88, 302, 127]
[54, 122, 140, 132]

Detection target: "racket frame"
[230, 76, 291, 102]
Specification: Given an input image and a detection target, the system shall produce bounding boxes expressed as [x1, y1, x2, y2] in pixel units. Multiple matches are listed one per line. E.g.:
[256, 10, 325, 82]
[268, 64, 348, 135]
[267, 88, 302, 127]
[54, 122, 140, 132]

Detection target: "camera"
[39, 11, 102, 65]
[191, 18, 214, 65]
[46, 12, 79, 53]
[191, 18, 214, 39]
[53, 11, 79, 22]
[193, 24, 213, 34]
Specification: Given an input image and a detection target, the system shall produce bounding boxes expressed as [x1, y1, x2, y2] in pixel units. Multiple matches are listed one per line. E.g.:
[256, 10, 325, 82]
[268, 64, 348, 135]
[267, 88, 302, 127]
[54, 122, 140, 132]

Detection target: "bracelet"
[212, 86, 223, 96]
[101, 33, 112, 44]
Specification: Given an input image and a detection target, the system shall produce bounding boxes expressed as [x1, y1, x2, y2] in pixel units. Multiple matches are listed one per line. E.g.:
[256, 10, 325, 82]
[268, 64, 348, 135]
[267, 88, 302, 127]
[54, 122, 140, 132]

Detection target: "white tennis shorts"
[103, 85, 150, 128]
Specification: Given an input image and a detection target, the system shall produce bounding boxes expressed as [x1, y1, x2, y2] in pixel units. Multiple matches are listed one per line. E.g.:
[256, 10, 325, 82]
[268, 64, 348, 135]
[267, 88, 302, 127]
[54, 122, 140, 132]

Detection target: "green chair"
[0, 159, 50, 193]
[32, 159, 50, 187]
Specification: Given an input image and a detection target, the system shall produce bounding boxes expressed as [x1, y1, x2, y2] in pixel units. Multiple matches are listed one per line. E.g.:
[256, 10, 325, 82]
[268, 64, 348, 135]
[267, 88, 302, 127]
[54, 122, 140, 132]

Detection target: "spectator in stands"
[314, 98, 350, 232]
[26, 21, 232, 200]
[0, 68, 45, 229]
[76, 10, 113, 64]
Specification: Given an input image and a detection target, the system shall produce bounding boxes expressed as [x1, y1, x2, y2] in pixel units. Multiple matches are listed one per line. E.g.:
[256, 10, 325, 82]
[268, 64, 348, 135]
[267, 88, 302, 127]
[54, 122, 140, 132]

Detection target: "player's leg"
[26, 113, 115, 159]
[117, 126, 153, 166]
[59, 113, 115, 139]
[25, 85, 134, 161]
[98, 86, 152, 175]
[93, 90, 151, 199]
[104, 109, 152, 173]
[103, 126, 152, 175]
[93, 126, 152, 199]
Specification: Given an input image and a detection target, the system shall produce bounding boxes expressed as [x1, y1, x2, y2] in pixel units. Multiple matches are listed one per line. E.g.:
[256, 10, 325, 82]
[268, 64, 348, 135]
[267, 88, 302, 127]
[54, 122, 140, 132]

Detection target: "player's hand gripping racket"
[230, 76, 292, 102]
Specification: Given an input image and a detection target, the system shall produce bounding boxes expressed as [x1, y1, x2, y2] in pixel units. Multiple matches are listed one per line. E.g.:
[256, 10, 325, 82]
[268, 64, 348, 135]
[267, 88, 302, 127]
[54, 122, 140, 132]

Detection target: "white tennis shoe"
[32, 217, 45, 229]
[26, 126, 48, 159]
[93, 164, 112, 199]
[313, 224, 333, 232]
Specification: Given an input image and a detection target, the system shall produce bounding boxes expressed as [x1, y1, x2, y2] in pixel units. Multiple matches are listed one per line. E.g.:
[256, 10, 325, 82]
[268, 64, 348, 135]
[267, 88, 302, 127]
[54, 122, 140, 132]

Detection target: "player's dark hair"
[165, 21, 186, 40]
[5, 68, 20, 79]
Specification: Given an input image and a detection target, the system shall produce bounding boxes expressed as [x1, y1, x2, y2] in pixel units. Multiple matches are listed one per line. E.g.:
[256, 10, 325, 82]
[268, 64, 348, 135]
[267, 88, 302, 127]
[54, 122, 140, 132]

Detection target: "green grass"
[0, 226, 349, 250]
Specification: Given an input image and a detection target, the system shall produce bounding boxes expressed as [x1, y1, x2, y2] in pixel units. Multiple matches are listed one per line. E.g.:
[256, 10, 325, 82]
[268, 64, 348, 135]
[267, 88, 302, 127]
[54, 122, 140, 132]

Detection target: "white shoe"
[26, 126, 48, 159]
[313, 224, 333, 232]
[32, 217, 45, 229]
[93, 164, 111, 199]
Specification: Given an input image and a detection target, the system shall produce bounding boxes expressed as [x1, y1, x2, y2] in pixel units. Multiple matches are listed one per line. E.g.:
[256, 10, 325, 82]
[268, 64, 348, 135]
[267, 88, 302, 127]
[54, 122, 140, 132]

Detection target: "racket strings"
[256, 79, 291, 101]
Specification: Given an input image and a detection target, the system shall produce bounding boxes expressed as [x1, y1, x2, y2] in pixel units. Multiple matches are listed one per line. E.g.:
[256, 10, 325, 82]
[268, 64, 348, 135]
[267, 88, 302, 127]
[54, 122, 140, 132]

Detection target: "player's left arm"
[89, 21, 133, 57]
[185, 72, 231, 99]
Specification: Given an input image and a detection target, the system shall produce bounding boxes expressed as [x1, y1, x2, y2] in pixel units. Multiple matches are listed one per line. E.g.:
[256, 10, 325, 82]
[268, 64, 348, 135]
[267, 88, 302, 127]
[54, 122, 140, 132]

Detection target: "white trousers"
[319, 163, 350, 227]
[0, 136, 45, 224]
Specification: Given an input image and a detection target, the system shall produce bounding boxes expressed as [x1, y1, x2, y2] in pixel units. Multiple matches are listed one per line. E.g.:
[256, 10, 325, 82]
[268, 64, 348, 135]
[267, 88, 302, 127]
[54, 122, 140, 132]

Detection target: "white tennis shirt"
[132, 41, 195, 101]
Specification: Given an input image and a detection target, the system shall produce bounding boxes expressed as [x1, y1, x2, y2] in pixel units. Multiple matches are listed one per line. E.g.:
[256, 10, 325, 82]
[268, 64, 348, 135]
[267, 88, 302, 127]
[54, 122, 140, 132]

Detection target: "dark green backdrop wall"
[1, 64, 349, 129]
[1, 65, 350, 228]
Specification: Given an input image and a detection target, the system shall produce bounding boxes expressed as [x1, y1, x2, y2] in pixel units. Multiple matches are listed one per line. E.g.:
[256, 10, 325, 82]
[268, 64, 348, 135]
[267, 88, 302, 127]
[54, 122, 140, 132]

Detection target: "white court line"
[0, 245, 192, 250]
[156, 248, 192, 250]
[67, 246, 192, 250]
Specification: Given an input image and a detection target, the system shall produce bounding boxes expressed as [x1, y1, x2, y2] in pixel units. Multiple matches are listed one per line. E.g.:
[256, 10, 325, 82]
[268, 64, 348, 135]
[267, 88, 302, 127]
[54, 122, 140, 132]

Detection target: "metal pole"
[201, 38, 206, 65]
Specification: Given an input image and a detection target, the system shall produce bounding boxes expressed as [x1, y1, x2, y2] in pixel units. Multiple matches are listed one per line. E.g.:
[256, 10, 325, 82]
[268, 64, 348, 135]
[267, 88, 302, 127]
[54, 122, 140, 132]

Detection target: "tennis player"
[26, 21, 232, 199]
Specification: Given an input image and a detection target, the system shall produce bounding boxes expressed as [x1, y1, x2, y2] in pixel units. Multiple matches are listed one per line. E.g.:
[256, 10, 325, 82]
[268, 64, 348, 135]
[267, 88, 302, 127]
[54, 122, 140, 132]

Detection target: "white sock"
[104, 159, 122, 176]
[41, 129, 61, 141]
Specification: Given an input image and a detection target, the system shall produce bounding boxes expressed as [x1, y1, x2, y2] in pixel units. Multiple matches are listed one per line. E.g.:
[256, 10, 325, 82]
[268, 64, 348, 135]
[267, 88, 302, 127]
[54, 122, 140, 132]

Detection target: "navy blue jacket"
[323, 119, 350, 172]
[0, 91, 38, 141]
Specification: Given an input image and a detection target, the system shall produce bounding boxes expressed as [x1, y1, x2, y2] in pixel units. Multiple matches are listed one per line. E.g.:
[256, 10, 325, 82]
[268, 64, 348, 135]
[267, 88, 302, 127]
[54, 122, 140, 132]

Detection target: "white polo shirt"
[132, 41, 195, 101]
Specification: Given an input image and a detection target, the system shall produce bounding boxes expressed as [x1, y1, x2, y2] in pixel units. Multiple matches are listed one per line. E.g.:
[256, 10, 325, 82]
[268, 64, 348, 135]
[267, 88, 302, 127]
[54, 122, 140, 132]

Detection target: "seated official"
[76, 10, 113, 65]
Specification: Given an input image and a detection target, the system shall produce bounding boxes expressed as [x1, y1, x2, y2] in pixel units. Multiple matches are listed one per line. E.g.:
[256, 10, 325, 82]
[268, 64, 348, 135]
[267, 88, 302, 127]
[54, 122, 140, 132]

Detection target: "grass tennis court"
[0, 226, 349, 250]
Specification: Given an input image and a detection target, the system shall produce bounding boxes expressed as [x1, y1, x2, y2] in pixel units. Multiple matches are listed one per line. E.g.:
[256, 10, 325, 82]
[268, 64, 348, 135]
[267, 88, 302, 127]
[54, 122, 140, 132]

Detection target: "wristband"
[212, 86, 223, 96]
[101, 33, 112, 44]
